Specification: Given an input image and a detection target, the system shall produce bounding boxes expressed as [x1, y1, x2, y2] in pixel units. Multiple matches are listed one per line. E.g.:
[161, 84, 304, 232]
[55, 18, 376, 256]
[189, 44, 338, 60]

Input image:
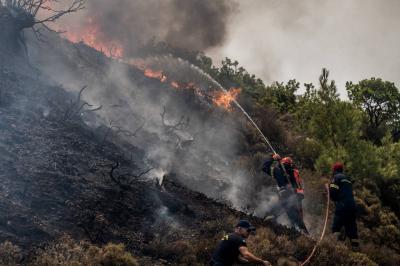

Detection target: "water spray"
[190, 63, 330, 266]
[134, 56, 329, 264]
[189, 64, 277, 154]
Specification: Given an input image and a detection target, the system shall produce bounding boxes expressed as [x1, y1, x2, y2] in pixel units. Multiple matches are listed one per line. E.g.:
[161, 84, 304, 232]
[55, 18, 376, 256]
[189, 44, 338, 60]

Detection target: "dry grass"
[0, 241, 22, 266]
[31, 235, 138, 266]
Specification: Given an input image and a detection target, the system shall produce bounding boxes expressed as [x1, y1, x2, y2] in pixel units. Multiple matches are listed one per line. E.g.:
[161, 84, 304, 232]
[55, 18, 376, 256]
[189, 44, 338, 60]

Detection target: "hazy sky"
[207, 0, 400, 96]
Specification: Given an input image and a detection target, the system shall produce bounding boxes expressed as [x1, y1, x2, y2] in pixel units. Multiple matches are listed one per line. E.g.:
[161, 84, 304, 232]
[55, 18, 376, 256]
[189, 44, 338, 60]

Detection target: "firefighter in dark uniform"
[262, 153, 308, 234]
[210, 220, 272, 266]
[329, 162, 359, 248]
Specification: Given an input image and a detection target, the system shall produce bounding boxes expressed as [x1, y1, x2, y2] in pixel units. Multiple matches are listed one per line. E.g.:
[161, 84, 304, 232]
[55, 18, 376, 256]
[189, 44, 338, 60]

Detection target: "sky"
[207, 0, 400, 96]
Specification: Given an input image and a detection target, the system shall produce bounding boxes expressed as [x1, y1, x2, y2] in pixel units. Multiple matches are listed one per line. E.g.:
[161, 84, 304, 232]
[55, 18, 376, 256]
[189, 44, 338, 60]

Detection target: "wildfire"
[144, 69, 167, 82]
[171, 81, 180, 89]
[62, 18, 123, 59]
[212, 88, 241, 110]
[62, 27, 241, 111]
[130, 59, 241, 111]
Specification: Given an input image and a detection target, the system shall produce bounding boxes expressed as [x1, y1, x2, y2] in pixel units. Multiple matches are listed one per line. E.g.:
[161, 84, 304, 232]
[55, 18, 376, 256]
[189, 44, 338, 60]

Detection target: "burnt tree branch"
[105, 162, 153, 190]
[160, 106, 190, 133]
[101, 119, 146, 149]
[64, 86, 102, 122]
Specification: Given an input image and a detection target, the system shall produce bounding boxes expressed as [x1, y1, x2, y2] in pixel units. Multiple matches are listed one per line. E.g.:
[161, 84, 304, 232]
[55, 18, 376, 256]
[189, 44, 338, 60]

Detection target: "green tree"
[346, 78, 400, 144]
[296, 69, 368, 175]
[262, 79, 299, 113]
[297, 68, 355, 148]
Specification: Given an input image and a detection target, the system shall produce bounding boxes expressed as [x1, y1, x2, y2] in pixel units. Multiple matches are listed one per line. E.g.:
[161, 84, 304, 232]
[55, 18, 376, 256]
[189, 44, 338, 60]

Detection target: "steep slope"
[0, 18, 387, 265]
[0, 58, 305, 265]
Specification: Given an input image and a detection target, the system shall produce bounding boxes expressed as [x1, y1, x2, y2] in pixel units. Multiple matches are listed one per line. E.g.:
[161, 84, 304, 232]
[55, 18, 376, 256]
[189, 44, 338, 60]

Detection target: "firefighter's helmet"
[281, 157, 293, 166]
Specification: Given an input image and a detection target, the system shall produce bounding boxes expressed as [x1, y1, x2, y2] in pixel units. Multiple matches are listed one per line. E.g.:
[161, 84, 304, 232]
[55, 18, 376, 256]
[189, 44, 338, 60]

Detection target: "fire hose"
[211, 79, 331, 265]
[299, 184, 330, 266]
[236, 107, 331, 265]
[233, 102, 331, 265]
[252, 128, 331, 265]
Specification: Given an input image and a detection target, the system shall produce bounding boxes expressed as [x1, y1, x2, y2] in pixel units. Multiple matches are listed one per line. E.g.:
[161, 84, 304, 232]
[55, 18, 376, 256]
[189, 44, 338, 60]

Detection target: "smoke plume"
[59, 0, 236, 56]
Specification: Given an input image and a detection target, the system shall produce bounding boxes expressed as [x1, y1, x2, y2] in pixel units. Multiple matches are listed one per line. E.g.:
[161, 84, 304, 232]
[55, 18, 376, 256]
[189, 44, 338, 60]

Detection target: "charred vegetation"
[0, 3, 399, 265]
[0, 0, 84, 55]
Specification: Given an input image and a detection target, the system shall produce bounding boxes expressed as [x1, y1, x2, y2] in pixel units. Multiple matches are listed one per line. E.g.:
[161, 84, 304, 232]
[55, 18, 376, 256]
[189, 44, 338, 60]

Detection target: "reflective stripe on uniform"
[341, 179, 352, 184]
[330, 184, 339, 189]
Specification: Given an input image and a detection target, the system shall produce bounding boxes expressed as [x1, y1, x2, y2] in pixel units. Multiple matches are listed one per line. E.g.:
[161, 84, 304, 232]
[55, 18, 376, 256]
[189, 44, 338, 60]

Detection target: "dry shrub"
[247, 227, 274, 259]
[247, 226, 380, 266]
[146, 237, 214, 265]
[144, 215, 241, 265]
[247, 227, 301, 264]
[32, 235, 138, 266]
[0, 241, 22, 266]
[276, 257, 300, 266]
[95, 243, 139, 266]
[361, 243, 400, 266]
[306, 237, 376, 266]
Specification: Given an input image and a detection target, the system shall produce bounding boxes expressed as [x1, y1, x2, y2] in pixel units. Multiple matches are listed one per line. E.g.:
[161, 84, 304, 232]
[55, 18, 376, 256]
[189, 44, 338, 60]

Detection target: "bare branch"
[108, 162, 121, 186]
[101, 119, 146, 149]
[2, 0, 85, 33]
[105, 162, 153, 190]
[64, 86, 102, 122]
[160, 106, 190, 133]
[128, 167, 153, 186]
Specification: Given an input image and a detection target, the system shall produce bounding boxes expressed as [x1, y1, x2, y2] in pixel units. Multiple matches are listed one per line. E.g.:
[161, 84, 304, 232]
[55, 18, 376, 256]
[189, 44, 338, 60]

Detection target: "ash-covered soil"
[0, 66, 300, 265]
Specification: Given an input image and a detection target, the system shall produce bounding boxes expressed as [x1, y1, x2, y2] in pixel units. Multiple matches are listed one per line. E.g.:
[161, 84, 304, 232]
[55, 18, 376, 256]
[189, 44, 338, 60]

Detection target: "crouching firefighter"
[329, 162, 359, 249]
[262, 153, 308, 234]
[210, 220, 272, 266]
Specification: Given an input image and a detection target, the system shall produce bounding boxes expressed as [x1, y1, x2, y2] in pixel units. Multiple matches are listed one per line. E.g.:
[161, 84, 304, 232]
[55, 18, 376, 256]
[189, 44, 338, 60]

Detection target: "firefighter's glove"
[272, 153, 281, 161]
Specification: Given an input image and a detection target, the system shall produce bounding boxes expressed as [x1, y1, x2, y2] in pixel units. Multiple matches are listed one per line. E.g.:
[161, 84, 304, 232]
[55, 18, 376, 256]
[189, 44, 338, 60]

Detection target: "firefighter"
[262, 153, 308, 234]
[210, 220, 272, 266]
[329, 162, 359, 249]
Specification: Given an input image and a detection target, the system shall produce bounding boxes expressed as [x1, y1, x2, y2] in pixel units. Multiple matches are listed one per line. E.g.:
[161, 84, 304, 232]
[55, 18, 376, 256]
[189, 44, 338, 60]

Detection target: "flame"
[144, 69, 167, 82]
[212, 88, 241, 110]
[171, 81, 180, 89]
[62, 18, 123, 59]
[62, 23, 241, 111]
[129, 60, 241, 111]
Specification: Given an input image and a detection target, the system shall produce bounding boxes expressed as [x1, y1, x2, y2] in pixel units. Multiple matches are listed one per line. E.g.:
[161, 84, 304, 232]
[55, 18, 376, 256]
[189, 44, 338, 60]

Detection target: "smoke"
[208, 0, 400, 94]
[26, 28, 259, 208]
[58, 0, 236, 56]
[24, 0, 281, 220]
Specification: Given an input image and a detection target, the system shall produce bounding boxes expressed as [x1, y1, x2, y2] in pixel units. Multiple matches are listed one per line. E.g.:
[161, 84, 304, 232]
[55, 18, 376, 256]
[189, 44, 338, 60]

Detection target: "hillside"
[1, 3, 400, 266]
[0, 60, 292, 264]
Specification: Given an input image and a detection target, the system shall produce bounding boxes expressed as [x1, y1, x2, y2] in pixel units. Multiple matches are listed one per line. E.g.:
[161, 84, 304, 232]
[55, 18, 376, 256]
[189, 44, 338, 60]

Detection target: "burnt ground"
[0, 64, 301, 265]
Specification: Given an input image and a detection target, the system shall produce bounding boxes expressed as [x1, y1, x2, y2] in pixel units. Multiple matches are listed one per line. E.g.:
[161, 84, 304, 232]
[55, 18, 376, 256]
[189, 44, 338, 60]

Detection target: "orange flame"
[171, 81, 180, 89]
[58, 20, 242, 111]
[144, 69, 167, 82]
[212, 88, 241, 110]
[130, 60, 241, 111]
[62, 18, 123, 59]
